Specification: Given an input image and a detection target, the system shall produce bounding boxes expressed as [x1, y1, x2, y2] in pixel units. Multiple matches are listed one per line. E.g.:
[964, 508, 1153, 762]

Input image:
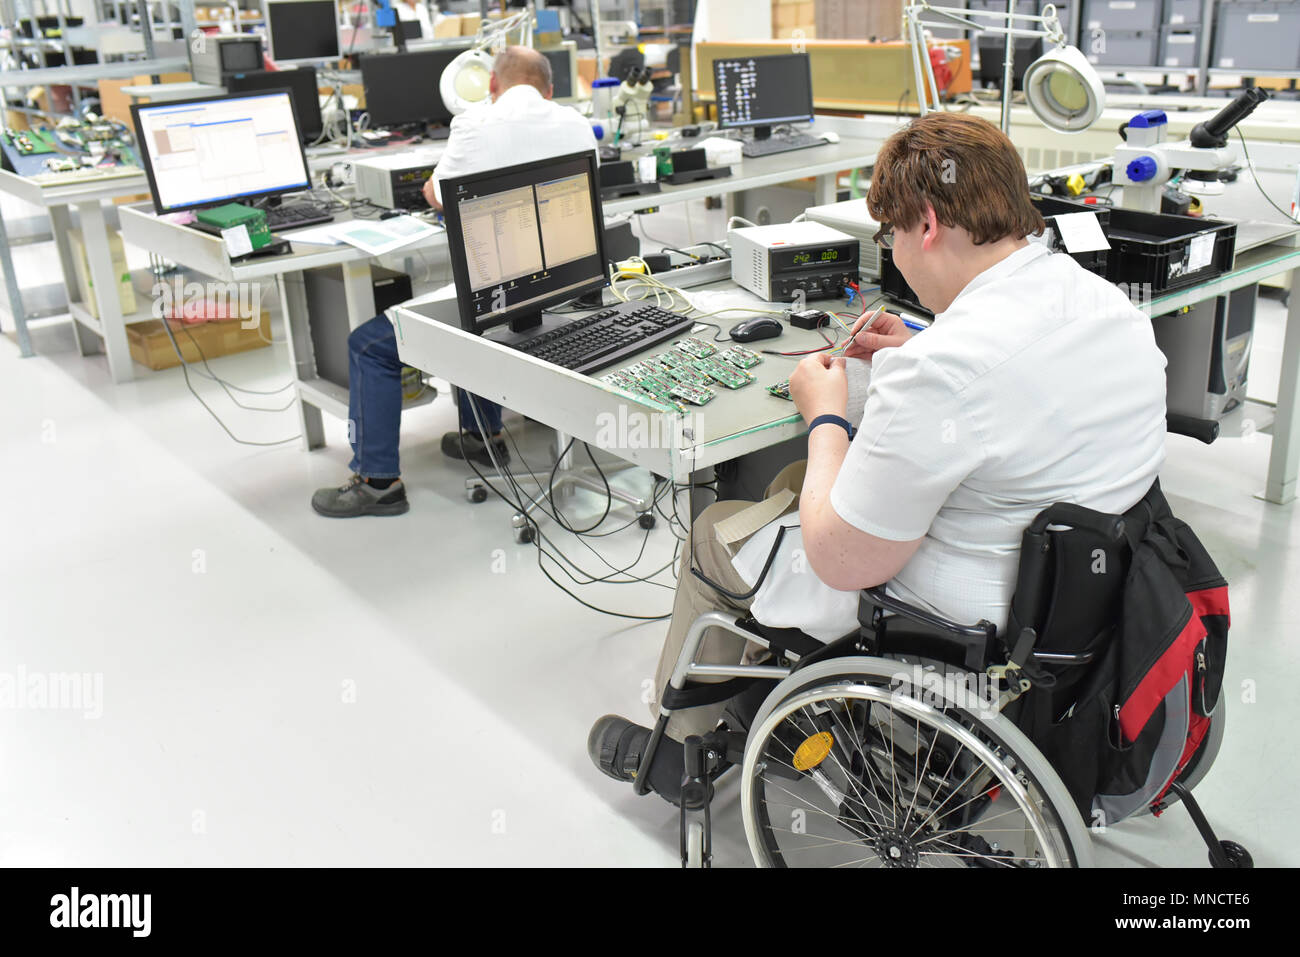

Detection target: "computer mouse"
[729, 317, 783, 343]
[822, 131, 840, 144]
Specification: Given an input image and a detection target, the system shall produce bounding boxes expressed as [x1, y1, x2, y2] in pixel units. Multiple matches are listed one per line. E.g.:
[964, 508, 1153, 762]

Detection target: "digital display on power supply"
[771, 242, 857, 271]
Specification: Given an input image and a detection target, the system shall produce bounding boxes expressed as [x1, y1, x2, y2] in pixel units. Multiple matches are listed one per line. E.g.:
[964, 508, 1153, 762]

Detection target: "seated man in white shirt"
[589, 112, 1169, 805]
[311, 46, 597, 518]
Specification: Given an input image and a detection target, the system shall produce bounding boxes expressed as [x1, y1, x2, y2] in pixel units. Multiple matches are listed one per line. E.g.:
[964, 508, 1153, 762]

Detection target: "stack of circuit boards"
[601, 337, 763, 413]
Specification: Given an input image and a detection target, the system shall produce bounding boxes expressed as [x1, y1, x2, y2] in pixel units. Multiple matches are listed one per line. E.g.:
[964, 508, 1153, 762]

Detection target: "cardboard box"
[433, 16, 461, 38]
[68, 227, 138, 320]
[97, 72, 192, 126]
[127, 311, 272, 371]
[460, 14, 481, 36]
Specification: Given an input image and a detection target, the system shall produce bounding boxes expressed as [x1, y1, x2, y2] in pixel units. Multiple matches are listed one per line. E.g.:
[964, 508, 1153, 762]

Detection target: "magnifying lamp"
[440, 48, 496, 115]
[1022, 43, 1105, 133]
[905, 3, 1105, 135]
[439, 3, 535, 116]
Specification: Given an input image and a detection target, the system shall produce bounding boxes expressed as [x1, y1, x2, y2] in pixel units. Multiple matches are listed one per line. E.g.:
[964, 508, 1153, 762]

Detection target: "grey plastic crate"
[1085, 29, 1160, 66]
[1083, 0, 1162, 32]
[1159, 25, 1201, 67]
[1164, 0, 1205, 25]
[965, 0, 1038, 13]
[1215, 1, 1300, 72]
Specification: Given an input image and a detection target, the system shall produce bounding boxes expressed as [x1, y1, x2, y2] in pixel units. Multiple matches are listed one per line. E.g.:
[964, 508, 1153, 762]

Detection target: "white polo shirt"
[398, 83, 598, 312]
[734, 244, 1167, 640]
[431, 83, 597, 206]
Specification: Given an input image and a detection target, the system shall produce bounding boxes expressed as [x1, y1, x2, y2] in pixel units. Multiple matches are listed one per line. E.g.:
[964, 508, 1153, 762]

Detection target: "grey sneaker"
[311, 474, 409, 518]
[440, 430, 510, 468]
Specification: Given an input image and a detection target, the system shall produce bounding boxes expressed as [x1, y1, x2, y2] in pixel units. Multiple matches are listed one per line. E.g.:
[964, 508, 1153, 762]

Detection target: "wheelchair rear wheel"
[740, 658, 1093, 868]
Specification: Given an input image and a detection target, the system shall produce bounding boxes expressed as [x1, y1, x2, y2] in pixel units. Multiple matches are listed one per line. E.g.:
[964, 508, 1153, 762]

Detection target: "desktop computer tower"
[305, 266, 413, 388]
[1151, 284, 1256, 422]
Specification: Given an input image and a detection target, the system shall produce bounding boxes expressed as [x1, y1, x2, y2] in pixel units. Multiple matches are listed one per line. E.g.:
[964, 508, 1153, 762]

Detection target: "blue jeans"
[347, 315, 502, 478]
[456, 387, 503, 437]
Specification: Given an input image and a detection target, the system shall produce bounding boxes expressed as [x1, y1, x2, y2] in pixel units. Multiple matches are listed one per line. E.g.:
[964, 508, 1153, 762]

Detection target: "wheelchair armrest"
[859, 586, 998, 673]
[860, 586, 995, 639]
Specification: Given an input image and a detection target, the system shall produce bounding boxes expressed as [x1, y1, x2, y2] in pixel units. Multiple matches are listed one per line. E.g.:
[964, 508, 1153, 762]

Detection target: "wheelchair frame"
[637, 550, 1243, 869]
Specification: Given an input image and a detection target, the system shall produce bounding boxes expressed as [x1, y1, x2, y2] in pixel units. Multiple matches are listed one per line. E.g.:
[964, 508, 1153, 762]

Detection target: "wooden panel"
[815, 0, 903, 39]
[697, 39, 971, 112]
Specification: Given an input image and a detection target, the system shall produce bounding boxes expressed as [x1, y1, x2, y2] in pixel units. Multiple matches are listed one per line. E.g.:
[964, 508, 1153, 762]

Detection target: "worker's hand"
[790, 353, 848, 427]
[842, 310, 912, 362]
[422, 177, 441, 210]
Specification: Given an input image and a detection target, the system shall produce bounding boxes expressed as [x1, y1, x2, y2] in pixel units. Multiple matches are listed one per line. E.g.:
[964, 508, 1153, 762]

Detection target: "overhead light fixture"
[439, 2, 535, 116]
[905, 2, 1105, 135]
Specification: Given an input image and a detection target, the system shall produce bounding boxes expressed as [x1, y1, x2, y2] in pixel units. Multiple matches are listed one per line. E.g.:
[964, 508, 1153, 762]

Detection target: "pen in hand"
[836, 305, 886, 356]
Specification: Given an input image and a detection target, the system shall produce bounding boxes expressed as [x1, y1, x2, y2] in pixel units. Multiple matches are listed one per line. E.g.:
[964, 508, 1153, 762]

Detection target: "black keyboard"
[512, 303, 696, 375]
[742, 133, 825, 158]
[265, 203, 334, 230]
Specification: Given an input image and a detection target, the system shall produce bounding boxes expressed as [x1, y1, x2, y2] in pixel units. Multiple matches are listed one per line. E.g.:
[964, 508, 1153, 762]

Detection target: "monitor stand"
[507, 309, 543, 334]
[426, 125, 452, 141]
[751, 124, 773, 141]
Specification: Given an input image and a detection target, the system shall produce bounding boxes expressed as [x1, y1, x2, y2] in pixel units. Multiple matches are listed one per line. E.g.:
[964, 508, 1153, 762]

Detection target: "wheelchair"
[636, 470, 1245, 869]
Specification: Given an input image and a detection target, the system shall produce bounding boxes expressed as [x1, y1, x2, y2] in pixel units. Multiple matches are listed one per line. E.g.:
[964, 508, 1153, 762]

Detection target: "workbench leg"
[47, 204, 98, 357]
[278, 272, 325, 450]
[688, 467, 716, 522]
[0, 207, 33, 357]
[1264, 267, 1300, 505]
[813, 170, 837, 207]
[342, 260, 376, 329]
[76, 200, 134, 383]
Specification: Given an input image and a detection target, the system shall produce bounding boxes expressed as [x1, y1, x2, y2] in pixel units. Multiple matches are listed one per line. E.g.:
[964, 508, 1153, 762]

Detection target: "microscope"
[1113, 87, 1270, 213]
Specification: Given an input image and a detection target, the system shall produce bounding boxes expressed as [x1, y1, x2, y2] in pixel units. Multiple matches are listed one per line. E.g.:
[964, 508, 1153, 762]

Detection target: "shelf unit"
[1, 0, 198, 119]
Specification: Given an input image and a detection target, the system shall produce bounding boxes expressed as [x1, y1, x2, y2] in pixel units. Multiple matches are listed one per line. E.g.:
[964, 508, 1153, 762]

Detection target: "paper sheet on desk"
[287, 223, 347, 246]
[730, 518, 861, 644]
[686, 288, 782, 325]
[332, 216, 442, 257]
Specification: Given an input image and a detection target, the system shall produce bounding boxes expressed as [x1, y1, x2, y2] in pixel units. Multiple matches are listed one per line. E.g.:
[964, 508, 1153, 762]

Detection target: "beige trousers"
[653, 460, 807, 741]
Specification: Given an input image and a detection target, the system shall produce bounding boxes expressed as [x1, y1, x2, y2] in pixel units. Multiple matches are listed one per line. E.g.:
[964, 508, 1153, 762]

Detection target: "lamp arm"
[905, 3, 1066, 45]
[474, 2, 534, 53]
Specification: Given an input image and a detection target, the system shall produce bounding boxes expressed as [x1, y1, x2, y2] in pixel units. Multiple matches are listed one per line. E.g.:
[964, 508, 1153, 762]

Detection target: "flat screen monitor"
[360, 46, 467, 128]
[441, 150, 607, 334]
[130, 91, 311, 214]
[977, 35, 1044, 91]
[225, 67, 323, 143]
[265, 0, 340, 64]
[540, 41, 580, 103]
[713, 53, 814, 134]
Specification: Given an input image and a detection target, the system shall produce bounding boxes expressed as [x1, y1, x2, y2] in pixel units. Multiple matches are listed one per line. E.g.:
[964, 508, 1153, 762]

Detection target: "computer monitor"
[225, 67, 324, 144]
[977, 35, 1044, 91]
[265, 0, 340, 65]
[130, 91, 312, 214]
[441, 150, 607, 334]
[360, 46, 467, 128]
[713, 53, 814, 138]
[540, 41, 580, 104]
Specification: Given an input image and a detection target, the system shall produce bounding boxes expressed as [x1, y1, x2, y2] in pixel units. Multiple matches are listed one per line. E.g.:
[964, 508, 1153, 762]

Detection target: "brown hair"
[866, 113, 1044, 246]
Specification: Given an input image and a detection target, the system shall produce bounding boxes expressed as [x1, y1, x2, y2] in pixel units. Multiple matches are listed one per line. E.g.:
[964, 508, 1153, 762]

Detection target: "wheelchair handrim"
[740, 673, 1089, 868]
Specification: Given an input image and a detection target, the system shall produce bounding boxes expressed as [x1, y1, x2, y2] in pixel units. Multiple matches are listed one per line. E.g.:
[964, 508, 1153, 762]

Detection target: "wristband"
[808, 414, 855, 440]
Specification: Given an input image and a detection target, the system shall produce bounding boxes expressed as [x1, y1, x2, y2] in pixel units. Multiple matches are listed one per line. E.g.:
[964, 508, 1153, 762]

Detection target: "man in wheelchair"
[589, 112, 1172, 818]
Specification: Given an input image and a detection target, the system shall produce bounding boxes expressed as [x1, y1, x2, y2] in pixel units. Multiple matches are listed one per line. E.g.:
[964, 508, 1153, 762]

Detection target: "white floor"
[2, 196, 1297, 867]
